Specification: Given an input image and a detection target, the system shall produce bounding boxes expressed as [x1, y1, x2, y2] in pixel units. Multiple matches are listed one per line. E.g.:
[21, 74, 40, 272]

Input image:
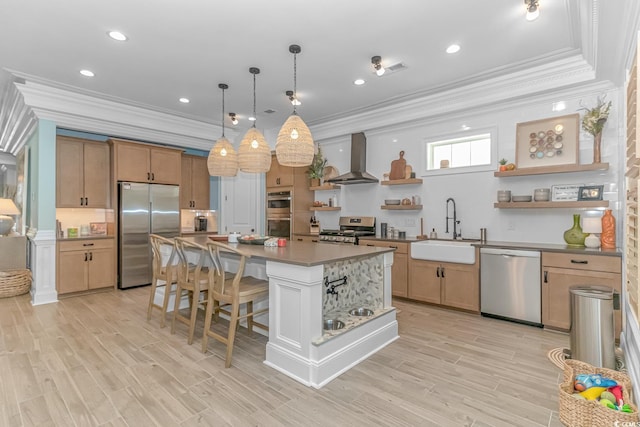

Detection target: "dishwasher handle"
[480, 248, 540, 258]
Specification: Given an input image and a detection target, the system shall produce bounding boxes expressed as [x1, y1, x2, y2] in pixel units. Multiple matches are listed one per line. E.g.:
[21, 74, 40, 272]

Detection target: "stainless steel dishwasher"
[480, 248, 542, 326]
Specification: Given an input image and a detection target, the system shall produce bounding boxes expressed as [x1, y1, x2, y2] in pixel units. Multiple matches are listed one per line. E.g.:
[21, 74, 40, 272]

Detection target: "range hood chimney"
[326, 132, 378, 185]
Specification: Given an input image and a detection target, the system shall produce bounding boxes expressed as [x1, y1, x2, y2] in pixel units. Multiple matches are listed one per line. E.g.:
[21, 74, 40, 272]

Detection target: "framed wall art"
[515, 113, 580, 169]
[551, 184, 583, 202]
[577, 185, 604, 201]
[90, 222, 107, 235]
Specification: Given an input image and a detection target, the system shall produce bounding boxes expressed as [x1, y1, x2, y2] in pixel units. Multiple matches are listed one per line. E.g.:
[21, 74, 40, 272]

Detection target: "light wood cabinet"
[56, 136, 110, 208]
[360, 239, 409, 298]
[180, 154, 210, 209]
[111, 139, 182, 185]
[265, 154, 313, 238]
[294, 234, 319, 243]
[266, 154, 294, 188]
[409, 254, 480, 312]
[57, 239, 115, 295]
[542, 252, 622, 338]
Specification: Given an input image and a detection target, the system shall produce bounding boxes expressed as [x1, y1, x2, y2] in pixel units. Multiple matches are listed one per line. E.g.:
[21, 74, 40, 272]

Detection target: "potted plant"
[499, 158, 508, 171]
[308, 146, 328, 187]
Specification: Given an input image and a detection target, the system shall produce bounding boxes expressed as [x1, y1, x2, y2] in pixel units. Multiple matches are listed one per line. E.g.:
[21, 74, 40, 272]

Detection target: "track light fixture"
[229, 112, 238, 125]
[525, 0, 540, 21]
[371, 55, 385, 76]
[286, 90, 301, 106]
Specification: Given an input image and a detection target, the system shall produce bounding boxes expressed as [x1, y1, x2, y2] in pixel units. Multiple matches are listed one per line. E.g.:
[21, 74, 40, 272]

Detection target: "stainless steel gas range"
[318, 216, 376, 244]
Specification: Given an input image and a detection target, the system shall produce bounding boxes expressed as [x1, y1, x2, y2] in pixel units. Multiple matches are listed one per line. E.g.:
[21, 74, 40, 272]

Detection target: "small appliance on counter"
[228, 231, 241, 243]
[195, 215, 208, 232]
[310, 216, 320, 235]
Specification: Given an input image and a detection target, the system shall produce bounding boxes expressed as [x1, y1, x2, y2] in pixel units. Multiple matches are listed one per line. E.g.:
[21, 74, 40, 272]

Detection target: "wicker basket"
[559, 359, 639, 426]
[0, 269, 31, 298]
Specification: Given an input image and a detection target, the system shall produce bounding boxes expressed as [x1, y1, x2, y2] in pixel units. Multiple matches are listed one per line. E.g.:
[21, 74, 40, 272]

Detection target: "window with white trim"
[426, 132, 492, 171]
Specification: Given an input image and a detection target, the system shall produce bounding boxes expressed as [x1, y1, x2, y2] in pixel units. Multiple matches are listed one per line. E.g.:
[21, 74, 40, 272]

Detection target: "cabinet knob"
[147, 172, 151, 180]
[441, 267, 445, 278]
[436, 267, 440, 277]
[85, 197, 88, 206]
[84, 253, 88, 262]
[543, 271, 548, 283]
[152, 173, 155, 181]
[89, 252, 93, 261]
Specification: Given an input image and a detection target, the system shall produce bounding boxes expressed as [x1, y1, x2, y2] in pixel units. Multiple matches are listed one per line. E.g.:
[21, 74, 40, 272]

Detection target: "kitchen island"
[185, 237, 399, 388]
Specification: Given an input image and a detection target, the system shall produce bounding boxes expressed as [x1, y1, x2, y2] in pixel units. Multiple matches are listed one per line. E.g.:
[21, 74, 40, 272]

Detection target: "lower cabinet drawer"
[541, 252, 621, 273]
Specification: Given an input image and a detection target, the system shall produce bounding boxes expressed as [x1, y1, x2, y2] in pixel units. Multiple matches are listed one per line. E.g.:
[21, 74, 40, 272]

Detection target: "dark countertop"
[470, 240, 621, 257]
[297, 234, 622, 257]
[58, 235, 115, 241]
[182, 236, 394, 266]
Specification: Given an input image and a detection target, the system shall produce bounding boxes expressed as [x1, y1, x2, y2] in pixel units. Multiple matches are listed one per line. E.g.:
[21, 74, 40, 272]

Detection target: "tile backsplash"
[181, 209, 218, 233]
[56, 208, 114, 237]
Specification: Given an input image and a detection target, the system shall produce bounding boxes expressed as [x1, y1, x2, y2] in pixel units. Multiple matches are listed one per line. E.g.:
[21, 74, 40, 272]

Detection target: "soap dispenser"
[429, 228, 437, 239]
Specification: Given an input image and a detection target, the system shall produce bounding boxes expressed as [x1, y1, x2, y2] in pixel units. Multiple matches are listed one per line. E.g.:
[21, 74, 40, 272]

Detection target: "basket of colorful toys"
[559, 359, 638, 426]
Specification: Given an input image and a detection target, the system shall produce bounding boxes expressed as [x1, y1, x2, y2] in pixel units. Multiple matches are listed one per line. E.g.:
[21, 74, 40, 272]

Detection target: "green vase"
[563, 214, 587, 247]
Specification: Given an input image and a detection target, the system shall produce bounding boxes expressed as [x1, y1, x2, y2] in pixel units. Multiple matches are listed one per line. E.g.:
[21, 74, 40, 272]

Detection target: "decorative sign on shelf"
[551, 184, 583, 202]
[515, 113, 579, 168]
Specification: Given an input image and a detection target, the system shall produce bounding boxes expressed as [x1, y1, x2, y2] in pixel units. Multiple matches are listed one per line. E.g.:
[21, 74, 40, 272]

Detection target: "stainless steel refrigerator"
[118, 182, 180, 289]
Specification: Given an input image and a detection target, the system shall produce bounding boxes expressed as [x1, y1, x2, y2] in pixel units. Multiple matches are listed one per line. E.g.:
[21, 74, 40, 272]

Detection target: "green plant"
[499, 158, 507, 165]
[580, 96, 612, 136]
[308, 146, 328, 179]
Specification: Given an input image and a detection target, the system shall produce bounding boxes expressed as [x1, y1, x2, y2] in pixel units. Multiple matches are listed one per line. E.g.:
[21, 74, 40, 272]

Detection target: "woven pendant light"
[276, 44, 314, 167]
[208, 83, 238, 176]
[238, 67, 272, 173]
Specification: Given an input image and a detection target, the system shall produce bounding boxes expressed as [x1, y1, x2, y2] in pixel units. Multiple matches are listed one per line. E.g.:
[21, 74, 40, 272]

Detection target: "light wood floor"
[0, 288, 568, 427]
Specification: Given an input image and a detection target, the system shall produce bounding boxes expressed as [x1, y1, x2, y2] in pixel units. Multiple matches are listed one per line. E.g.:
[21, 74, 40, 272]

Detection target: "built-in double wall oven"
[267, 190, 291, 238]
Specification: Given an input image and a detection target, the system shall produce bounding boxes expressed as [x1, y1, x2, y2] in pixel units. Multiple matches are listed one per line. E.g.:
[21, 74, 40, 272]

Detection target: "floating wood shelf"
[494, 163, 609, 177]
[381, 178, 423, 185]
[494, 201, 610, 209]
[380, 204, 423, 210]
[309, 183, 340, 191]
[309, 206, 341, 211]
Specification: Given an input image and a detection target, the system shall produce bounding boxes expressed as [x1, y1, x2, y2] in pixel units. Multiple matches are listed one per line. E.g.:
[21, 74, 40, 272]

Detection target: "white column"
[28, 230, 58, 305]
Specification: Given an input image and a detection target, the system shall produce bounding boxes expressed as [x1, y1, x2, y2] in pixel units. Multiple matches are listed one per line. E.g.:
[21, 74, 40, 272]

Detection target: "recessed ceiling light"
[552, 101, 566, 111]
[354, 79, 365, 85]
[248, 116, 256, 121]
[461, 124, 470, 130]
[179, 97, 190, 104]
[80, 69, 95, 77]
[108, 31, 127, 41]
[446, 44, 461, 54]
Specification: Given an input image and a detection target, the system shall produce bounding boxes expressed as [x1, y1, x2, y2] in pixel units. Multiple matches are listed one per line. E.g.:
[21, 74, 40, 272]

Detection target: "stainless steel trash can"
[569, 286, 617, 369]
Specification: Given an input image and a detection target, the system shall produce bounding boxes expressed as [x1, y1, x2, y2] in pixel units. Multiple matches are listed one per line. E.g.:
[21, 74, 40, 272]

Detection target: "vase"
[563, 214, 587, 247]
[601, 209, 616, 249]
[593, 132, 602, 164]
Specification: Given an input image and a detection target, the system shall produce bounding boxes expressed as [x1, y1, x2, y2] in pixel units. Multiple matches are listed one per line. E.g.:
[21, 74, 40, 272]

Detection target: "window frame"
[421, 126, 498, 176]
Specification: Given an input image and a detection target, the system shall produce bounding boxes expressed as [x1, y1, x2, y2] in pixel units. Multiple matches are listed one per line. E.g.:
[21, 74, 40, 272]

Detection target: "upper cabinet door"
[180, 155, 193, 208]
[190, 156, 210, 209]
[266, 154, 294, 188]
[180, 155, 210, 209]
[150, 148, 181, 185]
[115, 143, 151, 182]
[83, 142, 110, 208]
[56, 137, 110, 208]
[56, 138, 84, 207]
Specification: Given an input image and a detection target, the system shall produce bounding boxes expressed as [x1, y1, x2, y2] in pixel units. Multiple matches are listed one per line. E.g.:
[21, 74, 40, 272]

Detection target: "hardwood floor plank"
[19, 394, 55, 427]
[0, 288, 575, 426]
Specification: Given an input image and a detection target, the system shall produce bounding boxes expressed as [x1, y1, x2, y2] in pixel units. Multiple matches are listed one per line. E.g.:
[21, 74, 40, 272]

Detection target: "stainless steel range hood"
[326, 132, 378, 185]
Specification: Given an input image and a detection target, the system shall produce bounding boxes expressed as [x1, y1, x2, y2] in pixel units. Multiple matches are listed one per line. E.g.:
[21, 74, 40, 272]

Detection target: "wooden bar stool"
[202, 241, 269, 368]
[148, 234, 179, 327]
[171, 238, 210, 345]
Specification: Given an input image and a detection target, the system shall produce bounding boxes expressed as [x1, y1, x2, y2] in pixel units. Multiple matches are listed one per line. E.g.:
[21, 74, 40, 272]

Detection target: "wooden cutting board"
[389, 151, 406, 180]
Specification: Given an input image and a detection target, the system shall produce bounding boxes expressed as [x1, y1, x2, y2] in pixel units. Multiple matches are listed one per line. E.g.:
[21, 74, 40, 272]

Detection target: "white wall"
[315, 87, 622, 244]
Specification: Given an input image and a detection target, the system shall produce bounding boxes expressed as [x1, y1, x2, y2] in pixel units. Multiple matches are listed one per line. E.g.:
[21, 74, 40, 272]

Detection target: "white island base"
[263, 252, 398, 389]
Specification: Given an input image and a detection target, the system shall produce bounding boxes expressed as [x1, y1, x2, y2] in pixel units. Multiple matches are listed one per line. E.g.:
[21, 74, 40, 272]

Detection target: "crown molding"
[14, 80, 239, 151]
[0, 76, 37, 155]
[309, 55, 597, 141]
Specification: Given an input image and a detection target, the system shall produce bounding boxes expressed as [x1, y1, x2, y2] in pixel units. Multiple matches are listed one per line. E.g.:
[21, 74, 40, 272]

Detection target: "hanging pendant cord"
[221, 87, 225, 137]
[252, 72, 257, 129]
[293, 52, 298, 114]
